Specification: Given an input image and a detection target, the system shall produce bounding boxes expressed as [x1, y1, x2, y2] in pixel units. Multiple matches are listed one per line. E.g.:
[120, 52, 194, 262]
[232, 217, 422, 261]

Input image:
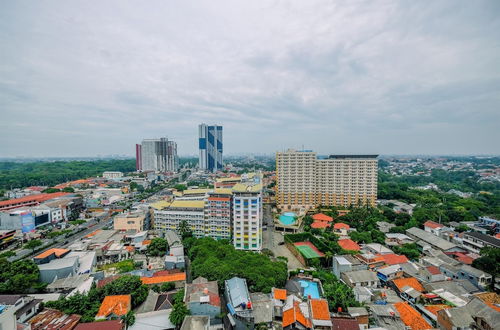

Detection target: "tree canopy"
[0, 258, 40, 294]
[188, 238, 287, 293]
[146, 238, 168, 257]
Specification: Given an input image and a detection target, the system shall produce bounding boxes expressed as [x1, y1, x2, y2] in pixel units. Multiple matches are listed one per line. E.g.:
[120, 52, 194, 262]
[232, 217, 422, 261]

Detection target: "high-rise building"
[198, 124, 223, 172]
[136, 138, 179, 172]
[276, 150, 378, 209]
[232, 174, 263, 251]
[135, 144, 142, 171]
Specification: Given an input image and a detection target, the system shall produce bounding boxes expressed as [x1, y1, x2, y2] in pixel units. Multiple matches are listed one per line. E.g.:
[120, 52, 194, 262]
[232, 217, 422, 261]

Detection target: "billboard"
[21, 212, 35, 233]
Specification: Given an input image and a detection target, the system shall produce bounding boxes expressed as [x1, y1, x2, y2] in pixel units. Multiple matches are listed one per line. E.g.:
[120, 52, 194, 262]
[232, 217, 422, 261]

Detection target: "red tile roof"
[377, 253, 409, 265]
[332, 317, 360, 330]
[310, 299, 330, 320]
[312, 213, 333, 222]
[426, 266, 441, 275]
[74, 320, 124, 330]
[141, 273, 186, 285]
[394, 302, 432, 330]
[273, 288, 287, 300]
[334, 222, 350, 229]
[311, 221, 331, 229]
[338, 239, 361, 251]
[393, 277, 425, 293]
[423, 220, 443, 229]
[96, 295, 131, 318]
[283, 301, 311, 328]
[424, 304, 451, 316]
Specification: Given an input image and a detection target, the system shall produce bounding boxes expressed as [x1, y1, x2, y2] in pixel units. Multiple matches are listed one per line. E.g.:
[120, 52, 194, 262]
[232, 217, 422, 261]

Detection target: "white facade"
[232, 181, 263, 251]
[140, 138, 179, 172]
[102, 171, 123, 179]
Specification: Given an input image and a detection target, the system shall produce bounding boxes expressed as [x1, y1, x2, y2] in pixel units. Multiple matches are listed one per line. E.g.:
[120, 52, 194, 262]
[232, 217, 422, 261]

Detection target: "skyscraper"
[198, 124, 223, 172]
[136, 137, 179, 172]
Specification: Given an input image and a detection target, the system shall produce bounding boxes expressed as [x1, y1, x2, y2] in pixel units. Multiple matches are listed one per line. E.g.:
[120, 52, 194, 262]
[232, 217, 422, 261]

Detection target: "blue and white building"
[198, 124, 223, 172]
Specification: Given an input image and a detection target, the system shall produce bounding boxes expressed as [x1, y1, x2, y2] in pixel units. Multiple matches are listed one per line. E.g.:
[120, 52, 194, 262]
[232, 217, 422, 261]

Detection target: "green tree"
[0, 259, 40, 293]
[122, 310, 135, 328]
[174, 184, 187, 191]
[169, 302, 190, 327]
[24, 239, 43, 251]
[42, 188, 61, 193]
[472, 247, 500, 290]
[178, 220, 192, 239]
[62, 187, 75, 193]
[147, 238, 169, 257]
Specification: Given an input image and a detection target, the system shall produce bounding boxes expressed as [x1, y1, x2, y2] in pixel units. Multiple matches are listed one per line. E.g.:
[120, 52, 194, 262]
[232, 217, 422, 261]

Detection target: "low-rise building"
[114, 212, 146, 232]
[461, 231, 500, 254]
[29, 308, 81, 330]
[332, 255, 367, 278]
[377, 265, 403, 284]
[424, 220, 444, 236]
[95, 295, 131, 320]
[0, 295, 42, 323]
[103, 171, 123, 179]
[406, 227, 464, 253]
[341, 269, 379, 288]
[185, 277, 221, 322]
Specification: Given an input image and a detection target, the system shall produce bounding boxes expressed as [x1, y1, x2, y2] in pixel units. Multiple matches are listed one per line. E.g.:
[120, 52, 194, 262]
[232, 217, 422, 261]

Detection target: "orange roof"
[96, 295, 131, 318]
[311, 221, 331, 229]
[496, 233, 500, 239]
[283, 301, 311, 328]
[394, 302, 432, 330]
[141, 273, 186, 285]
[34, 248, 69, 259]
[85, 229, 102, 238]
[142, 240, 152, 246]
[425, 304, 451, 316]
[310, 299, 330, 320]
[125, 246, 134, 252]
[334, 222, 350, 229]
[273, 288, 287, 300]
[393, 277, 425, 293]
[423, 220, 443, 229]
[312, 213, 333, 222]
[338, 239, 361, 251]
[0, 192, 69, 208]
[377, 253, 409, 265]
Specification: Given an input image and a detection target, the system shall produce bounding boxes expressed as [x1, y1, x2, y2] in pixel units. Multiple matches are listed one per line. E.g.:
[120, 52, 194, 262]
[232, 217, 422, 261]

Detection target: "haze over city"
[1, 0, 500, 157]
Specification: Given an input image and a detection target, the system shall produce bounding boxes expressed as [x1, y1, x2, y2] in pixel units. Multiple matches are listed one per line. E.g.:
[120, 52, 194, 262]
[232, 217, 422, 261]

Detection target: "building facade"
[114, 212, 146, 232]
[205, 189, 232, 240]
[198, 124, 223, 172]
[276, 150, 378, 210]
[136, 138, 178, 172]
[232, 180, 263, 251]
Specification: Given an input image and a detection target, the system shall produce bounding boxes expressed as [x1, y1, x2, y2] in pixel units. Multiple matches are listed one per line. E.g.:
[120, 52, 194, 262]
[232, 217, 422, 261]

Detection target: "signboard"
[21, 212, 35, 233]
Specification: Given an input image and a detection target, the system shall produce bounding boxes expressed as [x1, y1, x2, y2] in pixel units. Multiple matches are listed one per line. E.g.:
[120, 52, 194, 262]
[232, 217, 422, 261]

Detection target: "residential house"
[224, 277, 254, 330]
[368, 304, 407, 330]
[391, 277, 424, 305]
[376, 221, 396, 233]
[75, 320, 124, 330]
[331, 316, 360, 330]
[377, 253, 409, 266]
[354, 253, 385, 269]
[95, 295, 131, 320]
[141, 273, 186, 288]
[439, 264, 492, 290]
[377, 265, 403, 284]
[341, 269, 380, 288]
[129, 310, 175, 330]
[337, 239, 361, 252]
[311, 213, 334, 229]
[0, 295, 42, 323]
[309, 299, 332, 329]
[406, 227, 464, 253]
[393, 302, 432, 330]
[282, 295, 311, 330]
[347, 307, 369, 327]
[385, 233, 414, 247]
[424, 220, 444, 236]
[181, 315, 210, 330]
[364, 243, 393, 255]
[185, 277, 221, 322]
[332, 255, 367, 278]
[29, 308, 81, 330]
[333, 222, 349, 236]
[461, 231, 500, 254]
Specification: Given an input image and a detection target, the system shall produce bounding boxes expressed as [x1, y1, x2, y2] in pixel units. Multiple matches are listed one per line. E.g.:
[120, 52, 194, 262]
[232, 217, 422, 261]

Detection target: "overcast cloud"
[1, 0, 499, 157]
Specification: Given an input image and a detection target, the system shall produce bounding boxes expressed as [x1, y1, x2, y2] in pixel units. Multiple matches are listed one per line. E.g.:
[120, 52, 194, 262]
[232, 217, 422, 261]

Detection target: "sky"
[1, 1, 500, 157]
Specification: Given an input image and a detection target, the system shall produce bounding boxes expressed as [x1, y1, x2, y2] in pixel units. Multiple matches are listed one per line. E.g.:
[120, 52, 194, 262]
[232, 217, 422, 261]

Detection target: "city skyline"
[1, 1, 500, 157]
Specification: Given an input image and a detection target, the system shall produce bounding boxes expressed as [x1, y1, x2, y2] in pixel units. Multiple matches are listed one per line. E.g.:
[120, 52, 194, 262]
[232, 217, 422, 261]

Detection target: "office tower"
[198, 124, 223, 172]
[232, 174, 263, 251]
[135, 144, 142, 171]
[137, 137, 179, 172]
[276, 149, 378, 209]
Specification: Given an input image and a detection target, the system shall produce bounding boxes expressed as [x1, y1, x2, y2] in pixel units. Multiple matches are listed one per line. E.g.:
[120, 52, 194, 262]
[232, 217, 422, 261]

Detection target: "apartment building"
[205, 189, 232, 240]
[153, 200, 206, 238]
[232, 179, 263, 251]
[462, 231, 500, 254]
[114, 212, 146, 231]
[276, 149, 378, 210]
[136, 137, 179, 172]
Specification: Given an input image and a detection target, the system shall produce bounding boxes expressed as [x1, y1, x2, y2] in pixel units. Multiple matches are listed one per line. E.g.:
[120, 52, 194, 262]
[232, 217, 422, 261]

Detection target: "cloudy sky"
[1, 1, 499, 157]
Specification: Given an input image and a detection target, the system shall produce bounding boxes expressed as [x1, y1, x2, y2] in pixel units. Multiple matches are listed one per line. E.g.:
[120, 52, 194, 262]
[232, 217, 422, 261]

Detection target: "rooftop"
[463, 231, 500, 248]
[273, 288, 287, 300]
[393, 277, 425, 293]
[424, 220, 444, 229]
[34, 248, 69, 259]
[338, 239, 361, 251]
[75, 320, 124, 330]
[141, 273, 186, 285]
[377, 253, 409, 265]
[406, 227, 457, 250]
[393, 302, 432, 330]
[29, 308, 81, 330]
[96, 295, 131, 318]
[313, 213, 333, 222]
